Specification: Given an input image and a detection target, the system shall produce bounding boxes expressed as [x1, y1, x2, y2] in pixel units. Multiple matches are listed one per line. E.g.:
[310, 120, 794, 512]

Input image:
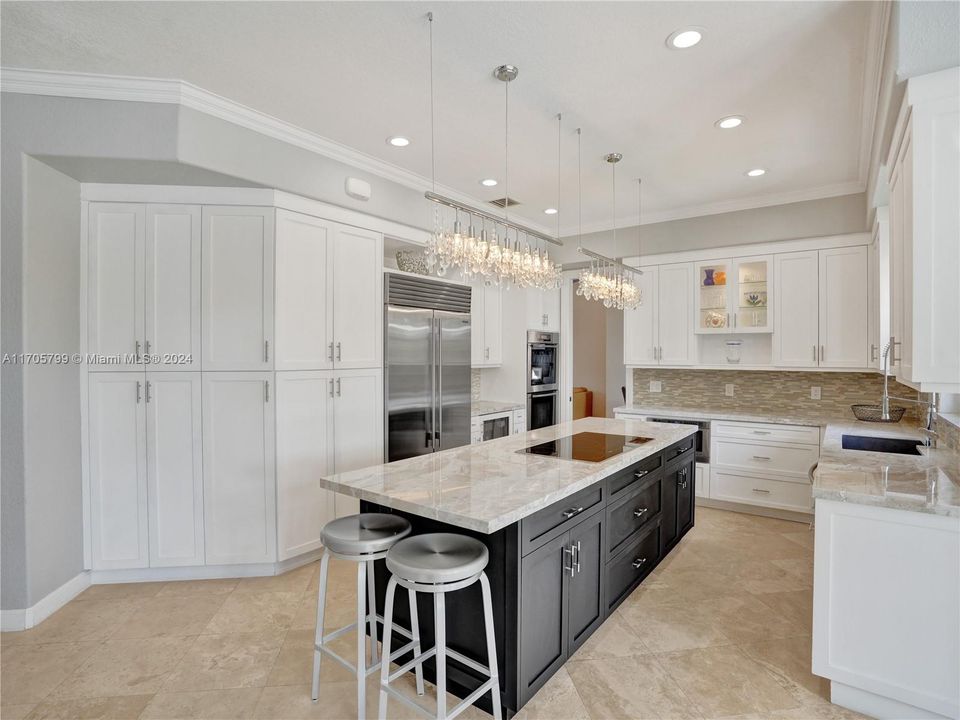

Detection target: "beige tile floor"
[0, 508, 867, 720]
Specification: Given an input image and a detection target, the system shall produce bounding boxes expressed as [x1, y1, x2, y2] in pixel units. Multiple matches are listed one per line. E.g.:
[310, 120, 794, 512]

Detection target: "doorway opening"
[571, 279, 624, 419]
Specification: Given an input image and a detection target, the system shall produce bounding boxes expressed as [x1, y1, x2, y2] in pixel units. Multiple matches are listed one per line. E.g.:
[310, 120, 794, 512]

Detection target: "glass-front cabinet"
[695, 256, 772, 334]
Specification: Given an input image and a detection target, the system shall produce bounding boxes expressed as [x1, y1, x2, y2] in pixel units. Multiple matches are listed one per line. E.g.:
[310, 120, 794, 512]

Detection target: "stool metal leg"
[408, 588, 425, 695]
[367, 560, 379, 665]
[378, 576, 399, 720]
[479, 572, 502, 720]
[434, 593, 447, 720]
[311, 551, 330, 702]
[356, 561, 367, 720]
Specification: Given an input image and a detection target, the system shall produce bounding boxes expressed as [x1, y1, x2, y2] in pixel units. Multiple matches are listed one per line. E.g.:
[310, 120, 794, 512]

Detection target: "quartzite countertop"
[471, 399, 526, 417]
[319, 416, 697, 533]
[813, 422, 960, 518]
[612, 403, 846, 427]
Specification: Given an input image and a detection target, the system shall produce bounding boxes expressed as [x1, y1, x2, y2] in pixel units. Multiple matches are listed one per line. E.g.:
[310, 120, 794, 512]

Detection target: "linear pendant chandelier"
[422, 13, 562, 290]
[576, 148, 643, 310]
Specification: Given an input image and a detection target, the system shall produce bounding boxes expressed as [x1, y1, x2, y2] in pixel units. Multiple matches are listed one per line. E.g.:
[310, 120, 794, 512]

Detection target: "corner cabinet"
[84, 191, 386, 575]
[695, 256, 772, 334]
[887, 67, 960, 392]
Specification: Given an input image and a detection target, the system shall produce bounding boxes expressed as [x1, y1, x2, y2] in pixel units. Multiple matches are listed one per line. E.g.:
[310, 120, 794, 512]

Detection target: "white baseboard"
[1, 571, 91, 631]
[698, 497, 814, 523]
[831, 681, 952, 720]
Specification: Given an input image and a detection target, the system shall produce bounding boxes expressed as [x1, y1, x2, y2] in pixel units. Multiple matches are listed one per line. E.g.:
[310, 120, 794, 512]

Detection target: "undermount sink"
[841, 434, 923, 456]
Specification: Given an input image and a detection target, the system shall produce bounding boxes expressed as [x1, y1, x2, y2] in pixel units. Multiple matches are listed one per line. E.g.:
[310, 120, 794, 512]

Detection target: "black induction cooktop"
[520, 431, 654, 463]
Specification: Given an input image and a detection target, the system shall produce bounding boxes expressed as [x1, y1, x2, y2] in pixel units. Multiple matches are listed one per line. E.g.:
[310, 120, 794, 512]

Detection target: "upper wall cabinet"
[694, 256, 772, 334]
[527, 287, 561, 333]
[331, 225, 383, 369]
[624, 263, 695, 366]
[201, 206, 275, 371]
[472, 280, 503, 367]
[887, 68, 959, 392]
[773, 247, 868, 369]
[88, 203, 201, 371]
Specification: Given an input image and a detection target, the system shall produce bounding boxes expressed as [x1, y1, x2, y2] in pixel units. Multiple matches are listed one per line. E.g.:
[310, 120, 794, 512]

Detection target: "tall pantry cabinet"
[84, 194, 384, 574]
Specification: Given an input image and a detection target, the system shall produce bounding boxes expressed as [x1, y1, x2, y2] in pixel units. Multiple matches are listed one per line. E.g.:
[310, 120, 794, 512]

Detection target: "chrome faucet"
[880, 339, 939, 446]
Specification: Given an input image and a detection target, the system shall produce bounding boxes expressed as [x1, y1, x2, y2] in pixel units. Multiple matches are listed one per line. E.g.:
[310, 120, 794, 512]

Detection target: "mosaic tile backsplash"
[937, 417, 960, 451]
[630, 369, 924, 422]
[471, 369, 481, 401]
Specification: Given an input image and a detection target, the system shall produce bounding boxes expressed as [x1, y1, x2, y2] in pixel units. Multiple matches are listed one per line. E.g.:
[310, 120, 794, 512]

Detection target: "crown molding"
[0, 66, 556, 238]
[857, 1, 892, 188]
[559, 179, 866, 237]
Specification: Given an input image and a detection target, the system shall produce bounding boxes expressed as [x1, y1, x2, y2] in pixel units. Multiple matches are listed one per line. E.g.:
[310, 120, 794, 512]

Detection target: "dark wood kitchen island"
[320, 417, 698, 717]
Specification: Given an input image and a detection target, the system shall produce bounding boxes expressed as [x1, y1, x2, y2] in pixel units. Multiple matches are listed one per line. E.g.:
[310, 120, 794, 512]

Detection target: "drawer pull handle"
[563, 546, 575, 577]
[751, 488, 771, 494]
[633, 507, 648, 518]
[752, 430, 771, 435]
[634, 470, 649, 479]
[562, 506, 584, 519]
[752, 455, 771, 461]
[632, 557, 647, 569]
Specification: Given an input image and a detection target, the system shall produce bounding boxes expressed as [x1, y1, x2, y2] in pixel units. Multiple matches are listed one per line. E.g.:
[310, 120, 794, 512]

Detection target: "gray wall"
[22, 158, 83, 602]
[604, 308, 624, 416]
[554, 192, 868, 264]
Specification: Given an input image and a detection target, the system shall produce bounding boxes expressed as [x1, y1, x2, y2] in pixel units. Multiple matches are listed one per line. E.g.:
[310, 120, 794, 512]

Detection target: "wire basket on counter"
[850, 404, 906, 423]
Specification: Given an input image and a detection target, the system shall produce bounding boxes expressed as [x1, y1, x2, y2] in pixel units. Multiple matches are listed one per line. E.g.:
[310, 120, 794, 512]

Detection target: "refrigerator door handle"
[435, 315, 443, 449]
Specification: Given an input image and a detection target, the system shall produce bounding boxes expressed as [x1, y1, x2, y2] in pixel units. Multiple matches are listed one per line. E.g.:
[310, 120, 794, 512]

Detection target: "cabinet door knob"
[561, 506, 584, 519]
[633, 507, 648, 518]
[632, 557, 647, 569]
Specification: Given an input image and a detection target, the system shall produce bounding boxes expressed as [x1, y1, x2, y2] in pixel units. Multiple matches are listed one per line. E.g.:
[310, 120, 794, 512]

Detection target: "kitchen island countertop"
[320, 416, 697, 533]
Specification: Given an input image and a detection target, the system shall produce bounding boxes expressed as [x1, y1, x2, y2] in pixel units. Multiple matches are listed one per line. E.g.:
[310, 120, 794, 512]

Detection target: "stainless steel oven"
[527, 330, 558, 393]
[527, 390, 558, 431]
[647, 417, 711, 463]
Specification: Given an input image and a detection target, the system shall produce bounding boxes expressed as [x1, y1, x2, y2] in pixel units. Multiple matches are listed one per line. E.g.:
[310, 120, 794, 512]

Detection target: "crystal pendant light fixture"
[576, 150, 642, 310]
[421, 14, 561, 289]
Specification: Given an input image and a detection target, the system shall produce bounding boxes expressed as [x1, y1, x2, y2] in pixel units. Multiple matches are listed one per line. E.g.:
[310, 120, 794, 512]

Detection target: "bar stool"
[311, 513, 425, 720]
[378, 533, 501, 720]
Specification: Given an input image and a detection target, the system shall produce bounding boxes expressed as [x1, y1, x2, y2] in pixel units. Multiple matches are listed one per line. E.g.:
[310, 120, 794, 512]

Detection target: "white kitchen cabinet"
[145, 372, 204, 567]
[275, 210, 332, 370]
[276, 371, 334, 561]
[694, 463, 709, 499]
[819, 246, 869, 368]
[201, 206, 275, 371]
[88, 372, 149, 569]
[886, 69, 960, 392]
[331, 224, 383, 369]
[867, 235, 881, 369]
[695, 256, 772, 334]
[623, 263, 695, 366]
[331, 368, 382, 517]
[145, 205, 201, 370]
[526, 287, 561, 332]
[202, 372, 276, 564]
[472, 281, 503, 367]
[773, 251, 820, 367]
[87, 203, 145, 369]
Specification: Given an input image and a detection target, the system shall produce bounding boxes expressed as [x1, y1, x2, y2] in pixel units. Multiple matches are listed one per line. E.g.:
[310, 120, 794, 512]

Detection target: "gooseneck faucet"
[880, 339, 939, 446]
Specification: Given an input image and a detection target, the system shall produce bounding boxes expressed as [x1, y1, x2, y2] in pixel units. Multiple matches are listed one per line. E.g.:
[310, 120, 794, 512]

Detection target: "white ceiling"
[1, 1, 882, 233]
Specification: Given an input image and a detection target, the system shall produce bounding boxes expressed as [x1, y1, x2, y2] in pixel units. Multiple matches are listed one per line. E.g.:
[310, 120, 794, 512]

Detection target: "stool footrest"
[446, 648, 491, 677]
[316, 643, 381, 676]
[379, 683, 435, 719]
[388, 646, 436, 682]
[447, 677, 499, 720]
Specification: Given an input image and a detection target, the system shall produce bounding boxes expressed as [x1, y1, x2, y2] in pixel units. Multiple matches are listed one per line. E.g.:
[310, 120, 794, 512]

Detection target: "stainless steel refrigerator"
[384, 274, 472, 461]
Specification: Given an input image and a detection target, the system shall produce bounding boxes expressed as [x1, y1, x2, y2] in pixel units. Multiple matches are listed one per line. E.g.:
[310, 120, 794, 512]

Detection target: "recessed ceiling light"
[386, 136, 410, 147]
[480, 178, 498, 187]
[746, 168, 766, 177]
[666, 28, 703, 49]
[543, 208, 558, 215]
[715, 115, 744, 129]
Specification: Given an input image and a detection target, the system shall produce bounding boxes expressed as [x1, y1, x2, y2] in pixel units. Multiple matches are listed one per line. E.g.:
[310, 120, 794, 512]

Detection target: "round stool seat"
[386, 533, 489, 585]
[321, 513, 411, 556]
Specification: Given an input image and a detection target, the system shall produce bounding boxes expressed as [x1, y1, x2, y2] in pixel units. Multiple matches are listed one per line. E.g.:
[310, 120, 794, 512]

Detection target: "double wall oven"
[527, 330, 559, 430]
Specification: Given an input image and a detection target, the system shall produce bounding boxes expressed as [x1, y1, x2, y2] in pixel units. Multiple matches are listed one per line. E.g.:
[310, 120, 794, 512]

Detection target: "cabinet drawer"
[606, 476, 661, 558]
[521, 484, 604, 555]
[663, 437, 696, 462]
[606, 520, 660, 612]
[710, 469, 813, 513]
[712, 420, 820, 446]
[607, 454, 663, 498]
[712, 438, 818, 480]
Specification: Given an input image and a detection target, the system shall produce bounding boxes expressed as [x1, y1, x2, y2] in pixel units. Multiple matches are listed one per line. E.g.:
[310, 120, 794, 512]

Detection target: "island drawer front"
[607, 454, 663, 498]
[710, 469, 813, 513]
[712, 438, 818, 480]
[663, 437, 696, 464]
[606, 520, 661, 613]
[521, 484, 605, 555]
[606, 475, 661, 558]
[712, 421, 820, 446]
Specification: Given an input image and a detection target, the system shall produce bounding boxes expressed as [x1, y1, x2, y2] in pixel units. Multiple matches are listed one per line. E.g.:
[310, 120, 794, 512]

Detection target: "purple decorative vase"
[703, 268, 715, 286]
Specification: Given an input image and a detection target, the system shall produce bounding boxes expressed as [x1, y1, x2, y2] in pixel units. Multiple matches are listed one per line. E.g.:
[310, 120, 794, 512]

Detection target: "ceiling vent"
[489, 197, 521, 208]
